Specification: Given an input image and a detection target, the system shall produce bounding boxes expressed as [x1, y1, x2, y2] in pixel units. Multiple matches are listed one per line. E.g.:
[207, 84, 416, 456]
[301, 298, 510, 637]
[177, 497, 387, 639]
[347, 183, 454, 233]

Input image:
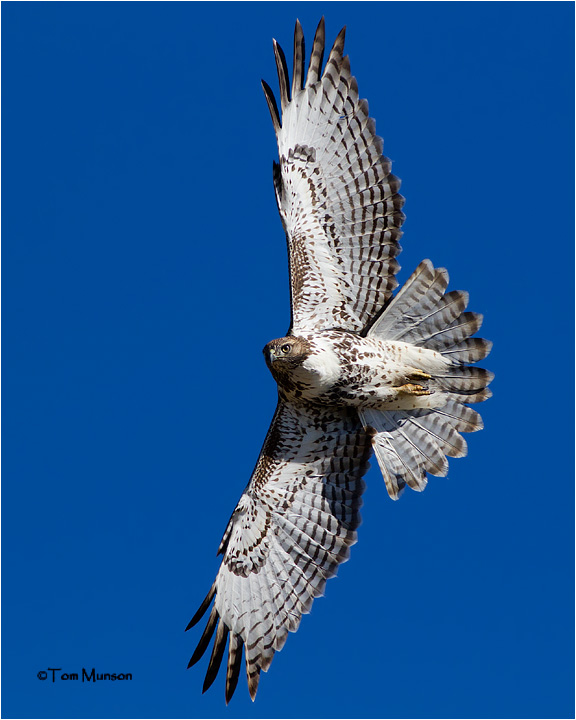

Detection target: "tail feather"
[442, 337, 492, 364]
[407, 411, 467, 459]
[367, 421, 426, 497]
[392, 290, 468, 346]
[397, 419, 449, 477]
[413, 400, 483, 439]
[443, 387, 492, 404]
[361, 403, 477, 500]
[418, 312, 484, 353]
[434, 398, 484, 433]
[435, 367, 494, 394]
[361, 408, 454, 499]
[369, 260, 446, 339]
[363, 260, 492, 499]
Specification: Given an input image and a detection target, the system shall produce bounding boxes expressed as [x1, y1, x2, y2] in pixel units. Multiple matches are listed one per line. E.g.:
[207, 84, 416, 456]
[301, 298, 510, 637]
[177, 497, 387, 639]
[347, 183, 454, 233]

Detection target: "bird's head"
[263, 336, 311, 378]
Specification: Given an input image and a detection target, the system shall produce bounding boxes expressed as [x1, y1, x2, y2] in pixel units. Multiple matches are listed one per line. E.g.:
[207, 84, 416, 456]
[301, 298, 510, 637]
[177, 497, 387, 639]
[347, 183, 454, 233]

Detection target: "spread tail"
[362, 260, 493, 499]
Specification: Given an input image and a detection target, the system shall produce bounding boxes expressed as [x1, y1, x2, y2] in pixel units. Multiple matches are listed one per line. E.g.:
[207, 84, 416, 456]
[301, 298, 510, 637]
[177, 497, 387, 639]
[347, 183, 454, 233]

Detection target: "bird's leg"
[406, 369, 432, 382]
[396, 383, 431, 396]
[395, 369, 432, 396]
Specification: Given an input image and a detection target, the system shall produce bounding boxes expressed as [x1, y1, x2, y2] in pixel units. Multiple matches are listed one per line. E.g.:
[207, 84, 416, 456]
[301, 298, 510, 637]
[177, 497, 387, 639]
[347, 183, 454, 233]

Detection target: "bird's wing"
[262, 19, 405, 335]
[187, 399, 371, 702]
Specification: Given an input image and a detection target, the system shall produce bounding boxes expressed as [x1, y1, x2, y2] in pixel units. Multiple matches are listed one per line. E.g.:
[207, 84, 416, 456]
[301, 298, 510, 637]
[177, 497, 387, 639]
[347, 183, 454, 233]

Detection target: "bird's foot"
[407, 369, 432, 382]
[396, 383, 431, 396]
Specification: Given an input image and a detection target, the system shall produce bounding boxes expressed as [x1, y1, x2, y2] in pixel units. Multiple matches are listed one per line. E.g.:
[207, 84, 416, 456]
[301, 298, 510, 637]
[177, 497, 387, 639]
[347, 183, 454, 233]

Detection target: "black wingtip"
[320, 24, 347, 83]
[273, 38, 290, 111]
[225, 634, 243, 704]
[202, 619, 229, 694]
[292, 18, 305, 95]
[332, 26, 347, 58]
[306, 17, 326, 86]
[185, 583, 216, 631]
[261, 79, 281, 133]
[187, 605, 219, 668]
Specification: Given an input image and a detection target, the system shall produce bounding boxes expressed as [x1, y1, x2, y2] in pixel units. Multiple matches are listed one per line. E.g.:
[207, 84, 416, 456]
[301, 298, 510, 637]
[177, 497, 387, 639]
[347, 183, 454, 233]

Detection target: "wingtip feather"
[225, 634, 243, 704]
[188, 605, 218, 668]
[186, 583, 216, 630]
[306, 17, 326, 86]
[261, 79, 281, 133]
[273, 38, 290, 112]
[202, 618, 229, 694]
[292, 18, 305, 95]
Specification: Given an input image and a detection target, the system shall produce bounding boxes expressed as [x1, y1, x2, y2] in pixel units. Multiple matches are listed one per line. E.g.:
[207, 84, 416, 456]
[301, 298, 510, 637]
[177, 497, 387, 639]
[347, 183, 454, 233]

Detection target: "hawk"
[187, 18, 492, 703]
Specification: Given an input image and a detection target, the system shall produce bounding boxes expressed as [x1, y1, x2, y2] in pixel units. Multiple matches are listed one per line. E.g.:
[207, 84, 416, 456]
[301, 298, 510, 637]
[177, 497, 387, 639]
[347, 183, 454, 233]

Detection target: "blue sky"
[2, 2, 573, 718]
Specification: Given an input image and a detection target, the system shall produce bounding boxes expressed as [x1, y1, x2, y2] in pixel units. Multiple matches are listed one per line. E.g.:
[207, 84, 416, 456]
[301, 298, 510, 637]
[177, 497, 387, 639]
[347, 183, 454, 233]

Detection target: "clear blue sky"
[2, 2, 573, 718]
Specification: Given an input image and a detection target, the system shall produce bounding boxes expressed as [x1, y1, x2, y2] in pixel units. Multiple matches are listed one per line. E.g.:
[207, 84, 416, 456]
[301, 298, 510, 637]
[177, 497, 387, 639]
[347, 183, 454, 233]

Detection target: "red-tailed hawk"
[187, 18, 492, 703]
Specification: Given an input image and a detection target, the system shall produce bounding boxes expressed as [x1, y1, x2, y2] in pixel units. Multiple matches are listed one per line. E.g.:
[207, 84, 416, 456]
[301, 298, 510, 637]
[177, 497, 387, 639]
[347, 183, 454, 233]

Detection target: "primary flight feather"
[187, 18, 492, 703]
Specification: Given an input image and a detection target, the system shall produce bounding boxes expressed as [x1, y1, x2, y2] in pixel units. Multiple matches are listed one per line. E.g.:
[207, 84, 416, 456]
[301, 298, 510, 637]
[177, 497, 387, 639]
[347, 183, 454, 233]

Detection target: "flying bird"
[187, 18, 492, 703]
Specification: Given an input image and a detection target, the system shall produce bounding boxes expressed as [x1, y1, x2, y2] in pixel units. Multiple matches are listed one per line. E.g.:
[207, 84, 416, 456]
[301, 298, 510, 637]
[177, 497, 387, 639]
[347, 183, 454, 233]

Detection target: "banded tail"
[360, 260, 493, 499]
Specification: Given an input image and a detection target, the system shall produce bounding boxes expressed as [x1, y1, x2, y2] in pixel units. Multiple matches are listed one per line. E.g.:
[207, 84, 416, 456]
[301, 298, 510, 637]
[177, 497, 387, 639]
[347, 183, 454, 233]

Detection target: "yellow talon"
[397, 383, 431, 396]
[408, 369, 432, 381]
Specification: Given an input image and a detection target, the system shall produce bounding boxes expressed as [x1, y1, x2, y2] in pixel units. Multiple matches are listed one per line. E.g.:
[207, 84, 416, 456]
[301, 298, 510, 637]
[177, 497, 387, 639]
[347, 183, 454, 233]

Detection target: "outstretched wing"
[187, 400, 371, 702]
[262, 19, 405, 336]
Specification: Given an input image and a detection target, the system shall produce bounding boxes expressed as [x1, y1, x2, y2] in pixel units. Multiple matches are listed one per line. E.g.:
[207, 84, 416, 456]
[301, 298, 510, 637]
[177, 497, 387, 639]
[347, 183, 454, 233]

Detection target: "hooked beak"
[263, 343, 277, 368]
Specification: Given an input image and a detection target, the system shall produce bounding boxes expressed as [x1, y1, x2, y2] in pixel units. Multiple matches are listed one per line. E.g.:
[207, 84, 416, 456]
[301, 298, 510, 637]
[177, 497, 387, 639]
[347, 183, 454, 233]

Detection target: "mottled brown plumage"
[187, 18, 492, 703]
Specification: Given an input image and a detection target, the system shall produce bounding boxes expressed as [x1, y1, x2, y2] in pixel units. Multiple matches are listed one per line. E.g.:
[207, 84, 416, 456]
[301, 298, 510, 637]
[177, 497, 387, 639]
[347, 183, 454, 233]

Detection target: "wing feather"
[306, 17, 325, 87]
[187, 604, 218, 667]
[292, 19, 305, 96]
[187, 400, 371, 701]
[272, 39, 290, 113]
[264, 21, 405, 334]
[225, 633, 243, 705]
[202, 619, 229, 693]
[261, 79, 281, 134]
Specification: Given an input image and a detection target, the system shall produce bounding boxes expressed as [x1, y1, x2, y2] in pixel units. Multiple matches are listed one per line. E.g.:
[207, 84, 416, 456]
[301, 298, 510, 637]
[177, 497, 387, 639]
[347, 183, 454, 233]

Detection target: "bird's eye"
[280, 343, 291, 354]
